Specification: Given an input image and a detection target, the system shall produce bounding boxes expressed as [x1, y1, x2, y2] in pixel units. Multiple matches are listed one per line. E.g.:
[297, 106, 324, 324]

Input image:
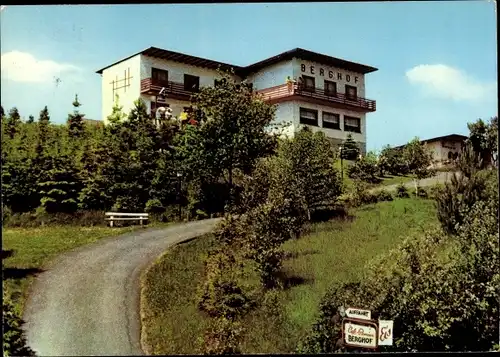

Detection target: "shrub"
[349, 180, 378, 207]
[347, 153, 380, 183]
[413, 185, 428, 198]
[435, 170, 493, 235]
[2, 294, 36, 357]
[3, 210, 107, 228]
[375, 189, 393, 202]
[2, 205, 12, 225]
[202, 317, 243, 355]
[396, 182, 409, 198]
[197, 250, 252, 320]
[145, 199, 164, 214]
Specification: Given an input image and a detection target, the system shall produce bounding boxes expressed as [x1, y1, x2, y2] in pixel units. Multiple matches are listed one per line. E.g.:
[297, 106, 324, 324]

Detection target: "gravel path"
[370, 171, 458, 193]
[23, 218, 221, 356]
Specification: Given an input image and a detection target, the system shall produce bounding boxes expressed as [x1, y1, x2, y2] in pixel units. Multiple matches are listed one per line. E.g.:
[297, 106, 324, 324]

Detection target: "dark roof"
[96, 47, 243, 74]
[394, 134, 468, 149]
[242, 48, 378, 75]
[96, 47, 378, 76]
[421, 134, 468, 144]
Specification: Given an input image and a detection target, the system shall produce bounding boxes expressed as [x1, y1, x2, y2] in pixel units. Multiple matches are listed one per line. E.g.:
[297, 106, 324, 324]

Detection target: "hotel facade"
[96, 47, 378, 154]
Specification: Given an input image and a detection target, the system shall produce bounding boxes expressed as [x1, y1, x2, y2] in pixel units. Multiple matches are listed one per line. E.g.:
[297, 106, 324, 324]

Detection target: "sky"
[1, 2, 497, 152]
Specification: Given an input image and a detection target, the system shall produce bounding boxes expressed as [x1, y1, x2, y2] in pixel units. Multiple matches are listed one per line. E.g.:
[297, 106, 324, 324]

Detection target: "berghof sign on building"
[96, 47, 378, 154]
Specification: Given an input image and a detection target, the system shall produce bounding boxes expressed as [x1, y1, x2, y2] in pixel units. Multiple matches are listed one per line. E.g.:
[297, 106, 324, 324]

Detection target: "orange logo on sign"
[379, 326, 391, 341]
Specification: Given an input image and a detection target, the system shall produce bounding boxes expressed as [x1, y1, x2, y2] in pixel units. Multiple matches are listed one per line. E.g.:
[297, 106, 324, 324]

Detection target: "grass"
[140, 197, 438, 354]
[2, 223, 167, 316]
[334, 159, 417, 191]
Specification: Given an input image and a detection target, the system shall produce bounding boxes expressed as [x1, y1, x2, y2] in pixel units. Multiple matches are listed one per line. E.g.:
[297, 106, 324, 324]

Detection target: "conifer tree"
[27, 115, 35, 124]
[341, 134, 360, 161]
[36, 106, 51, 156]
[5, 107, 21, 140]
[67, 94, 86, 140]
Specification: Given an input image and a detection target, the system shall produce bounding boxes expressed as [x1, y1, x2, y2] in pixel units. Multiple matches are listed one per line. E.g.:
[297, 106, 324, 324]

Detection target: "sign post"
[345, 307, 371, 321]
[342, 317, 378, 349]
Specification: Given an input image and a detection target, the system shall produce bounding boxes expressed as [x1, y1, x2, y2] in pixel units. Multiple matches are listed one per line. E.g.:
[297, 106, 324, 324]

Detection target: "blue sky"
[1, 2, 497, 152]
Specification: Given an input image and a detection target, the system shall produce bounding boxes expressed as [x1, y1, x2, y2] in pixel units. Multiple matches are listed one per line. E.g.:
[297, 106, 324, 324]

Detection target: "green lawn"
[140, 197, 438, 354]
[2, 224, 156, 316]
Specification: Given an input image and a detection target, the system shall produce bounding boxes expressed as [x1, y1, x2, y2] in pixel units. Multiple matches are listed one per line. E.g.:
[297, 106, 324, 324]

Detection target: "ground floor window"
[322, 112, 340, 130]
[344, 116, 361, 133]
[299, 107, 319, 126]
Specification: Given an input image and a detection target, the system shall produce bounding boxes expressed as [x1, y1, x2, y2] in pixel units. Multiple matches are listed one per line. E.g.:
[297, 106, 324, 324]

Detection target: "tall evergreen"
[36, 106, 51, 156]
[5, 107, 21, 140]
[67, 94, 86, 140]
[341, 134, 360, 161]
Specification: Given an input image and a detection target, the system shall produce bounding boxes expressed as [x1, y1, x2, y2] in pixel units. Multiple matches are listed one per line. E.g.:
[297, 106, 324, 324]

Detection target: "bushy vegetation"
[347, 151, 380, 183]
[2, 293, 36, 357]
[298, 131, 498, 352]
[196, 127, 343, 353]
[1, 73, 277, 225]
[346, 137, 434, 188]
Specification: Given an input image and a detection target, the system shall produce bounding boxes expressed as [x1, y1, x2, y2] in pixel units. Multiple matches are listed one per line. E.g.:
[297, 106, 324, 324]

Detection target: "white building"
[394, 134, 468, 167]
[96, 47, 378, 153]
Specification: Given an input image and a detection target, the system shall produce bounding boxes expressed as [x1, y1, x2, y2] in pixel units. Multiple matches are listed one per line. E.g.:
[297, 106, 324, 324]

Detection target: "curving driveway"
[23, 218, 221, 356]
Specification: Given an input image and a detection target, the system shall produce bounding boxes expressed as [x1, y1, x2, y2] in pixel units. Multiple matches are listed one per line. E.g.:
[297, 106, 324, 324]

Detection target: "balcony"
[140, 78, 198, 101]
[256, 83, 376, 112]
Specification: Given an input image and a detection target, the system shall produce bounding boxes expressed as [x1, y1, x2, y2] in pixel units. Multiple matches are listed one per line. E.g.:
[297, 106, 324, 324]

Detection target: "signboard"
[342, 318, 378, 349]
[378, 320, 394, 346]
[345, 307, 371, 320]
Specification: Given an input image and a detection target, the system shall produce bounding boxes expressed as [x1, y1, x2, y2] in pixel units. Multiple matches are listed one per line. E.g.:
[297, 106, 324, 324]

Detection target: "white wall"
[140, 55, 241, 88]
[425, 140, 462, 162]
[293, 59, 366, 98]
[245, 60, 294, 90]
[270, 101, 296, 137]
[285, 101, 366, 144]
[101, 55, 141, 124]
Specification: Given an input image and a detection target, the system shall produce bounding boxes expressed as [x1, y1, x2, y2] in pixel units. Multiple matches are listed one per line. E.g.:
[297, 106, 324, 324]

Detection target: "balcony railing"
[256, 83, 376, 112]
[140, 78, 198, 101]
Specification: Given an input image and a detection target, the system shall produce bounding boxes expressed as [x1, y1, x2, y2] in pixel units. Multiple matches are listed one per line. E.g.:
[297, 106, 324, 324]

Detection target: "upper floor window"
[324, 80, 337, 96]
[299, 107, 318, 126]
[152, 68, 169, 84]
[344, 116, 361, 133]
[345, 85, 357, 100]
[184, 74, 200, 92]
[301, 75, 316, 92]
[322, 112, 340, 130]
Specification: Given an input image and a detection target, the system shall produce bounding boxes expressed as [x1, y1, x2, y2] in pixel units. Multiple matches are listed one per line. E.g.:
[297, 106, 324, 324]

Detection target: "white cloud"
[1, 51, 82, 84]
[406, 64, 496, 102]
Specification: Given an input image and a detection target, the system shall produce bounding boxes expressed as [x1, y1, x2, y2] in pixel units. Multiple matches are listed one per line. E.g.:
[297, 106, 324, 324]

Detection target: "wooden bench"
[105, 212, 149, 227]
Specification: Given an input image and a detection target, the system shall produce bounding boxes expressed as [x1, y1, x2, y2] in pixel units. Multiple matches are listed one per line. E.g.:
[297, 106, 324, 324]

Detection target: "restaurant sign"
[345, 307, 371, 320]
[343, 318, 378, 349]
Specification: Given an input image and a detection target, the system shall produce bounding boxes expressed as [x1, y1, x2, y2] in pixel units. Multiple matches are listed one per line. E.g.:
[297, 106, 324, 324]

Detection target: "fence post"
[110, 216, 114, 228]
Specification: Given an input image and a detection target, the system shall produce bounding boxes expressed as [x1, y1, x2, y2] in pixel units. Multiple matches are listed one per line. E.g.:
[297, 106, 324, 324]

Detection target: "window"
[184, 74, 200, 92]
[324, 80, 337, 96]
[152, 68, 169, 85]
[345, 85, 357, 100]
[322, 112, 340, 130]
[299, 108, 318, 126]
[301, 75, 316, 92]
[344, 116, 361, 133]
